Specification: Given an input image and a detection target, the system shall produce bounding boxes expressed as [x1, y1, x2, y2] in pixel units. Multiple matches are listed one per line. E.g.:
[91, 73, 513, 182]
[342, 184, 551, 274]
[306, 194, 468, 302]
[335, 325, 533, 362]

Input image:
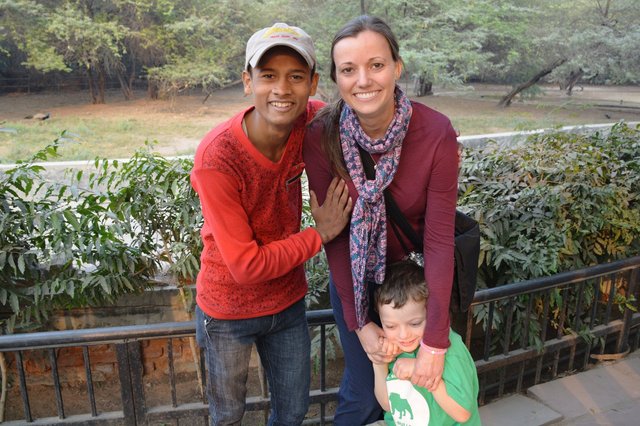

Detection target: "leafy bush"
[87, 144, 203, 286]
[3, 122, 638, 342]
[459, 122, 640, 347]
[460, 122, 640, 287]
[0, 140, 331, 332]
[0, 138, 162, 332]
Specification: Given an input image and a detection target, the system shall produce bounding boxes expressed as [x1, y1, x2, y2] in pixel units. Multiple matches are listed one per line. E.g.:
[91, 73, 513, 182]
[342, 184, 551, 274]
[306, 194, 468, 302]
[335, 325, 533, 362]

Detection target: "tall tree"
[1, 0, 129, 103]
[0, 0, 69, 74]
[496, 0, 640, 105]
[109, 0, 170, 100]
[144, 0, 251, 100]
[550, 0, 640, 87]
[3, 0, 639, 104]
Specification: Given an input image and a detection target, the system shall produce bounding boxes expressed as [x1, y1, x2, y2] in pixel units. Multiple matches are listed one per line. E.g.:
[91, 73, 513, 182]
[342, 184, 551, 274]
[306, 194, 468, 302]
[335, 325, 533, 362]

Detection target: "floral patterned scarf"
[339, 86, 413, 327]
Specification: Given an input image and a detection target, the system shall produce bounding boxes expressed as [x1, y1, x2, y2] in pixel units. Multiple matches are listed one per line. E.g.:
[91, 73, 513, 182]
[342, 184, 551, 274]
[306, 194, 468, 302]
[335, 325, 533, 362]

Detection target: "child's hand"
[393, 358, 416, 380]
[378, 336, 399, 362]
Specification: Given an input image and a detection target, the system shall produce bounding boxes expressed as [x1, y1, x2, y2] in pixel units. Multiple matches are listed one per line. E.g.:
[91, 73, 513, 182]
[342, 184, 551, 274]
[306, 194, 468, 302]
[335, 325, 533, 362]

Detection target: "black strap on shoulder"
[357, 145, 424, 253]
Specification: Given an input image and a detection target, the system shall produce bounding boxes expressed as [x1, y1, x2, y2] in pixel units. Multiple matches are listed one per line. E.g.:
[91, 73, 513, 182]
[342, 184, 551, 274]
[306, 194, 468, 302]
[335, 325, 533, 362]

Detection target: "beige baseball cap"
[245, 23, 316, 71]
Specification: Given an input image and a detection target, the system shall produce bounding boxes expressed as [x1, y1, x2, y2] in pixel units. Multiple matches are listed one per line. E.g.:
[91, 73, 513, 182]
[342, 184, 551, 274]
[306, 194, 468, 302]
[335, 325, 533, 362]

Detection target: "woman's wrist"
[420, 341, 448, 355]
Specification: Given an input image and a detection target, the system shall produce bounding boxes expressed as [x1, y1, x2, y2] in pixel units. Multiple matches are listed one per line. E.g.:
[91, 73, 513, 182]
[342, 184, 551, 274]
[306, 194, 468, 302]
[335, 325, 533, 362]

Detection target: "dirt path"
[1, 82, 639, 162]
[2, 82, 639, 139]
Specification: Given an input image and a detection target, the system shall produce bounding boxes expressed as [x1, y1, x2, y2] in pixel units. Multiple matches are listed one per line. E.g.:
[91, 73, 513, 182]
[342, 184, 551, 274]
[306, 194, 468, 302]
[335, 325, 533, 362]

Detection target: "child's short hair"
[374, 260, 428, 309]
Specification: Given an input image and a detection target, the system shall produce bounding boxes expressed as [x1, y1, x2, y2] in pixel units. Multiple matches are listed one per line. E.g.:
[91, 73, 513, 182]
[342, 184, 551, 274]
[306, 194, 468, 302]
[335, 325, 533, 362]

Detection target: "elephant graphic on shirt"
[389, 392, 414, 420]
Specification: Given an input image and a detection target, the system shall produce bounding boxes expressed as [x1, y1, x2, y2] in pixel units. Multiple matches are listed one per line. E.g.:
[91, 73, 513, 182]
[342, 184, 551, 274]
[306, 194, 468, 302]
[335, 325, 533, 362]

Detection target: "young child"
[372, 260, 481, 425]
[191, 23, 352, 425]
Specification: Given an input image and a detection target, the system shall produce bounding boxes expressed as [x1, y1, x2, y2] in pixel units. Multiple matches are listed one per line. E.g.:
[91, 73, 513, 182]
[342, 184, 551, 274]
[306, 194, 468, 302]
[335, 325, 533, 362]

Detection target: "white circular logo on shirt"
[387, 379, 430, 426]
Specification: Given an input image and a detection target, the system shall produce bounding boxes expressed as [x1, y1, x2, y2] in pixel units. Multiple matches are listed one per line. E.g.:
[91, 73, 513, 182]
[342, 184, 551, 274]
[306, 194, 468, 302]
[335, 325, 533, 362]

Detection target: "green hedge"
[0, 139, 201, 332]
[459, 122, 639, 348]
[459, 122, 640, 289]
[2, 123, 639, 333]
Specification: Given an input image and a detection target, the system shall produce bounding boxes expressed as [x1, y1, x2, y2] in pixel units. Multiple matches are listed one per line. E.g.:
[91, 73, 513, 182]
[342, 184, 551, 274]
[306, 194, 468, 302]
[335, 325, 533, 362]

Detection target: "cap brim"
[246, 41, 315, 70]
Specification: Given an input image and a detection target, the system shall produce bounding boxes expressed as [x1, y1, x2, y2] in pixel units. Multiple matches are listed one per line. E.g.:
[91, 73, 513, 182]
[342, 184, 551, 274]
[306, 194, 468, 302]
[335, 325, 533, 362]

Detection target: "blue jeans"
[330, 278, 383, 425]
[195, 299, 310, 426]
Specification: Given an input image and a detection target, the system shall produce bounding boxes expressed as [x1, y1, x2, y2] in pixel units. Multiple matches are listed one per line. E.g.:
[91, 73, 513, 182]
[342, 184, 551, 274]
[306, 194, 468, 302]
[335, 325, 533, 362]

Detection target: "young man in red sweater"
[191, 23, 351, 425]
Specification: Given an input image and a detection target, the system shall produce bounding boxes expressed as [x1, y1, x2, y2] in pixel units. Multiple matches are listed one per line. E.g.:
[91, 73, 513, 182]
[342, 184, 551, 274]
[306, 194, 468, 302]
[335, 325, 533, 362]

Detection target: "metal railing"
[1, 256, 639, 425]
[462, 255, 640, 404]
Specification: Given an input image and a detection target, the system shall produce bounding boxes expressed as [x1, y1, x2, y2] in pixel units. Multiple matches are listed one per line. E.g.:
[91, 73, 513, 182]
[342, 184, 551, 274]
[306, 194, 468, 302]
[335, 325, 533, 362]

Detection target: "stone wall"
[6, 286, 200, 386]
[47, 284, 194, 330]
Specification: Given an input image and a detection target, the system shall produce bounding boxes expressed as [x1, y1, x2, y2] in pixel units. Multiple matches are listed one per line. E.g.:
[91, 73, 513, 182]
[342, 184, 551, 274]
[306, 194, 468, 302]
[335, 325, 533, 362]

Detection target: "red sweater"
[191, 100, 324, 320]
[303, 102, 459, 348]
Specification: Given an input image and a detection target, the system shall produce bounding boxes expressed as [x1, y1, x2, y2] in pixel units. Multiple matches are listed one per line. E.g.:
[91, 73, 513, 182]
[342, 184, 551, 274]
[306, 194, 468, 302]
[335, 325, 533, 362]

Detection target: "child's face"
[379, 298, 426, 353]
[242, 48, 318, 131]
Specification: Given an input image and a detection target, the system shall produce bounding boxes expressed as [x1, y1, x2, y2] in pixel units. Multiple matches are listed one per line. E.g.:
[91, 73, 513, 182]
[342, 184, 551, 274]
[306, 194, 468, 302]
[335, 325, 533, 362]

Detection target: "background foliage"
[1, 0, 639, 102]
[457, 122, 640, 348]
[0, 139, 201, 332]
[460, 122, 640, 288]
[2, 124, 639, 333]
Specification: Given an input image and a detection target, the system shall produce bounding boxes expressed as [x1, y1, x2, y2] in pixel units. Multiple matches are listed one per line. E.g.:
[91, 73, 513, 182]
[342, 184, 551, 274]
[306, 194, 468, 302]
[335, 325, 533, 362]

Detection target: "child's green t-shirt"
[383, 330, 481, 426]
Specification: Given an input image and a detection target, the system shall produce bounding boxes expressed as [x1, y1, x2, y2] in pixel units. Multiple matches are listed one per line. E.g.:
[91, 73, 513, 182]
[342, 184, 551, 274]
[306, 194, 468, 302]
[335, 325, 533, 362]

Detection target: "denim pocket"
[202, 312, 217, 340]
[195, 306, 220, 345]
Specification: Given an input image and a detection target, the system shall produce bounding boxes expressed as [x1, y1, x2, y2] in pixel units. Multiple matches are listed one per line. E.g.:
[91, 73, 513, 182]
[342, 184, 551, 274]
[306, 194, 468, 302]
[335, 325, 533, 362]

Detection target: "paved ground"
[479, 350, 640, 425]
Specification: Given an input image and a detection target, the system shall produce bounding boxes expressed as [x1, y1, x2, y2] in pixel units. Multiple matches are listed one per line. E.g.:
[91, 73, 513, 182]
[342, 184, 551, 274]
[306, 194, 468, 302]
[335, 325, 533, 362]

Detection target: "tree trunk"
[413, 73, 433, 97]
[498, 58, 567, 107]
[116, 68, 133, 100]
[86, 66, 98, 104]
[597, 0, 611, 19]
[564, 68, 584, 96]
[126, 54, 138, 98]
[360, 0, 366, 14]
[96, 64, 106, 104]
[202, 79, 242, 104]
[148, 79, 159, 100]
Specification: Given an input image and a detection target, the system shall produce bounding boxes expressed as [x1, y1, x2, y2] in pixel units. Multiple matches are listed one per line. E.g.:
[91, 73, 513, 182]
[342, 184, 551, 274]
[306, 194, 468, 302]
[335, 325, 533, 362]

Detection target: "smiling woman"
[303, 15, 460, 425]
[332, 30, 402, 139]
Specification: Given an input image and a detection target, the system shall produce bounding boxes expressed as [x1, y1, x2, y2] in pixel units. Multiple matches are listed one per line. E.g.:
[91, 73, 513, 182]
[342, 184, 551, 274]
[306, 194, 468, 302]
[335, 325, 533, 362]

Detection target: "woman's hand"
[310, 177, 352, 244]
[355, 322, 397, 364]
[411, 346, 445, 391]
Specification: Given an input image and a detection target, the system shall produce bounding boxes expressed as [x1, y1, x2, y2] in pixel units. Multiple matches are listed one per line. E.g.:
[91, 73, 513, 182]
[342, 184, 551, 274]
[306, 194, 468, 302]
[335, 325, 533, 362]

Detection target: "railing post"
[617, 267, 639, 353]
[115, 343, 138, 426]
[127, 341, 147, 423]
